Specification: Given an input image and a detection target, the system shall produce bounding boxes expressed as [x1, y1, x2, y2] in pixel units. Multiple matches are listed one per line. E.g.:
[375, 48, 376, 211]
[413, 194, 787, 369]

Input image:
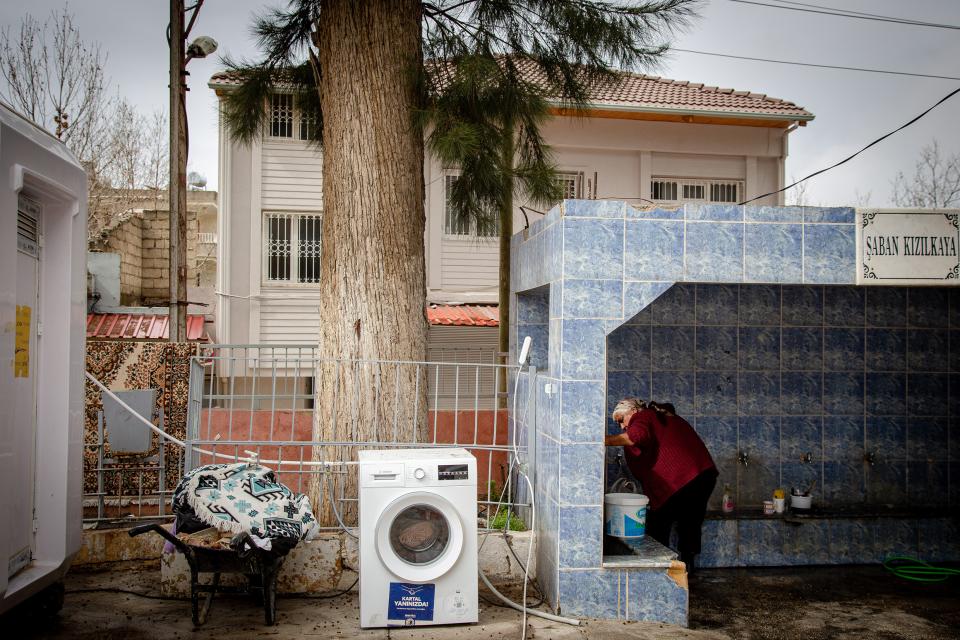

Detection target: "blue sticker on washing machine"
[388, 582, 435, 622]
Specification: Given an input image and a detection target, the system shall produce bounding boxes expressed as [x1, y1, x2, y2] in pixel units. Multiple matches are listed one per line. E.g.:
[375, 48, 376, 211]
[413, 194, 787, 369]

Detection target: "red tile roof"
[86, 313, 207, 341]
[211, 61, 812, 121]
[427, 304, 499, 327]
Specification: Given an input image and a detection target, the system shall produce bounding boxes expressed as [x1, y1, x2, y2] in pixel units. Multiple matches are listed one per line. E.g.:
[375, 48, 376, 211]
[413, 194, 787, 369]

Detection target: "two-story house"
[209, 70, 813, 371]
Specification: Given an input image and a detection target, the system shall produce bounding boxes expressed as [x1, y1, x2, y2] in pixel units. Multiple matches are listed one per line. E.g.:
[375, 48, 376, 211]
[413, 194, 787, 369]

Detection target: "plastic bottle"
[721, 484, 735, 513]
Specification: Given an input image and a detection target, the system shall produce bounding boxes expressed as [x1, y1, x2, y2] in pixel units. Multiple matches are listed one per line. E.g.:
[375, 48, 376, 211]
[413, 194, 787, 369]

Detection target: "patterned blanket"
[173, 463, 319, 544]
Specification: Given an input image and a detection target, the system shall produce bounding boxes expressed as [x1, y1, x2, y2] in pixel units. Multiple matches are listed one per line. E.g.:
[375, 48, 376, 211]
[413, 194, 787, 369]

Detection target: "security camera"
[186, 36, 218, 60]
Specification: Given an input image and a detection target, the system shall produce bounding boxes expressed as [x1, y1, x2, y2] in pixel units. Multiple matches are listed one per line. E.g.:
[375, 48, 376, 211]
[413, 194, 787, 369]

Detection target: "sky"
[0, 0, 957, 207]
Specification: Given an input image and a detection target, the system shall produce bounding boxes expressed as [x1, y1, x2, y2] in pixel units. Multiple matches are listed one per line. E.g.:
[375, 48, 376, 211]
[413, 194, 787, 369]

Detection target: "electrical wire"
[672, 48, 960, 82]
[739, 85, 960, 205]
[883, 556, 960, 583]
[285, 577, 359, 599]
[66, 587, 186, 601]
[726, 0, 960, 30]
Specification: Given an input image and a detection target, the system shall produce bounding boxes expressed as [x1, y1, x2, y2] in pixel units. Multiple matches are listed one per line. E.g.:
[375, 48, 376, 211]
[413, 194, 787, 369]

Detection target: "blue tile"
[823, 372, 864, 415]
[739, 326, 781, 371]
[738, 372, 780, 415]
[696, 416, 738, 462]
[686, 223, 744, 282]
[950, 374, 960, 417]
[738, 285, 781, 326]
[558, 506, 603, 568]
[782, 285, 823, 327]
[518, 324, 549, 370]
[823, 416, 864, 461]
[549, 318, 561, 377]
[563, 218, 623, 280]
[744, 223, 803, 283]
[696, 326, 738, 371]
[952, 289, 960, 327]
[564, 199, 624, 218]
[740, 458, 779, 506]
[560, 381, 604, 443]
[739, 520, 785, 565]
[950, 330, 960, 372]
[875, 519, 918, 559]
[823, 287, 864, 326]
[803, 207, 855, 224]
[695, 284, 739, 325]
[781, 372, 823, 415]
[907, 329, 949, 372]
[866, 287, 907, 327]
[907, 462, 948, 507]
[865, 416, 907, 460]
[865, 329, 906, 371]
[828, 520, 873, 563]
[782, 519, 830, 565]
[624, 220, 684, 281]
[823, 328, 864, 371]
[546, 222, 562, 282]
[549, 281, 562, 320]
[804, 226, 856, 284]
[739, 416, 780, 458]
[823, 461, 865, 504]
[907, 373, 948, 416]
[651, 326, 694, 370]
[624, 570, 688, 624]
[745, 205, 804, 223]
[908, 417, 948, 462]
[782, 327, 822, 371]
[559, 443, 604, 505]
[866, 463, 907, 507]
[558, 570, 620, 619]
[696, 371, 738, 416]
[627, 205, 684, 220]
[606, 372, 650, 430]
[606, 324, 649, 371]
[650, 283, 695, 325]
[623, 281, 671, 324]
[651, 372, 694, 417]
[517, 288, 550, 324]
[699, 519, 739, 568]
[918, 518, 960, 563]
[782, 462, 820, 499]
[537, 435, 560, 505]
[561, 319, 605, 380]
[686, 204, 742, 222]
[537, 376, 561, 442]
[908, 288, 949, 328]
[865, 372, 906, 415]
[562, 279, 621, 319]
[781, 416, 822, 461]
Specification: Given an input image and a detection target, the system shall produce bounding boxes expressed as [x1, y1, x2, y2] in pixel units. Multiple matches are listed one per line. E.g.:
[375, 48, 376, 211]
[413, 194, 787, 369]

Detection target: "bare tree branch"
[892, 140, 960, 208]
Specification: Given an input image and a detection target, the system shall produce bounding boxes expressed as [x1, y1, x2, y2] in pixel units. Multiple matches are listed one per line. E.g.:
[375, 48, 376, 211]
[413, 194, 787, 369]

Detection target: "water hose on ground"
[883, 556, 960, 583]
[478, 567, 580, 626]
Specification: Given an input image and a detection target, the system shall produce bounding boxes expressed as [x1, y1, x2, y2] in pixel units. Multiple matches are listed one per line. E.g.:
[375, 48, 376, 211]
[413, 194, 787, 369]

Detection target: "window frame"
[442, 172, 498, 240]
[268, 93, 316, 143]
[650, 177, 744, 205]
[261, 210, 323, 287]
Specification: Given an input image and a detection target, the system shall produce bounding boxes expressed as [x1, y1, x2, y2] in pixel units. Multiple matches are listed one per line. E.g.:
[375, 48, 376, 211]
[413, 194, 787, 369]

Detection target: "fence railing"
[83, 343, 537, 531]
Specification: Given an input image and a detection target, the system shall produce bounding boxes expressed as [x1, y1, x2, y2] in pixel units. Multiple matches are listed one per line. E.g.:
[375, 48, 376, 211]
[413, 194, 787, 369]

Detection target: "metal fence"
[83, 343, 537, 530]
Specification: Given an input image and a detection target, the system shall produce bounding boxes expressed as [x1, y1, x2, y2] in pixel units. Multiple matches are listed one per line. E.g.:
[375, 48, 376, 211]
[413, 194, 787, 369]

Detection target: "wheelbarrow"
[129, 523, 290, 626]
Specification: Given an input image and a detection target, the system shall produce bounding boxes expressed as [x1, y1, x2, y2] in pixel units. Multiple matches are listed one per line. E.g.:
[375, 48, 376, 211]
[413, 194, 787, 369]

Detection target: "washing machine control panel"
[437, 464, 469, 481]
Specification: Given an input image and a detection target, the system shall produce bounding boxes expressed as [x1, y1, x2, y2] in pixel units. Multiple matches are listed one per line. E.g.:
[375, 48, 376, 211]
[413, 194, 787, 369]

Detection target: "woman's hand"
[605, 432, 634, 447]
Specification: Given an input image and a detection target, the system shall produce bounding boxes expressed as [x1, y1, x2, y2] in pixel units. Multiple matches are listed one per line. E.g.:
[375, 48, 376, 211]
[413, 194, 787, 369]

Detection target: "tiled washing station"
[509, 199, 960, 625]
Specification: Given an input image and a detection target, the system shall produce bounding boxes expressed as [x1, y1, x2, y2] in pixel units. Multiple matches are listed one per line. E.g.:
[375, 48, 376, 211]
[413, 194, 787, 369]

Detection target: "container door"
[9, 194, 40, 579]
[374, 491, 464, 583]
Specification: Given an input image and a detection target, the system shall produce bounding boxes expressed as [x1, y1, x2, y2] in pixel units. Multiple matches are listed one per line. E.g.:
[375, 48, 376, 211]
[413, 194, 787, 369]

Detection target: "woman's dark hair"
[647, 401, 668, 424]
[661, 402, 676, 416]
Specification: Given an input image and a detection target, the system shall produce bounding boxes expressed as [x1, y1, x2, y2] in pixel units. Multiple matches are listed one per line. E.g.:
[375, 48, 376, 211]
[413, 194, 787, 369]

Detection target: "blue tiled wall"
[607, 284, 959, 511]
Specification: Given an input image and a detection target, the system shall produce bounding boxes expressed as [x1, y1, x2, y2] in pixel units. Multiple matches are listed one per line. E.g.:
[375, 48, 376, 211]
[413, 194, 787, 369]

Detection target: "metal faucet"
[800, 452, 813, 464]
[864, 451, 876, 466]
[737, 451, 749, 467]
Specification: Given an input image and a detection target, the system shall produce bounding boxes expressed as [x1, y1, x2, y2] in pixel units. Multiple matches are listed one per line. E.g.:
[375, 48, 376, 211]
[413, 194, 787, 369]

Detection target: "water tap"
[799, 452, 813, 464]
[737, 451, 750, 467]
[864, 451, 876, 466]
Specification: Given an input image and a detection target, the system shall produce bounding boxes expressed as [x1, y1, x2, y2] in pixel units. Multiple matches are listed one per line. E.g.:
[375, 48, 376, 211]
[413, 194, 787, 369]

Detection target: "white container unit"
[0, 102, 87, 614]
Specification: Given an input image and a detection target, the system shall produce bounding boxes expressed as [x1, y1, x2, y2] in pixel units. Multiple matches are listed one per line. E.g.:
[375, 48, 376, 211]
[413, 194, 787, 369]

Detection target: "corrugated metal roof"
[86, 313, 207, 341]
[427, 304, 499, 327]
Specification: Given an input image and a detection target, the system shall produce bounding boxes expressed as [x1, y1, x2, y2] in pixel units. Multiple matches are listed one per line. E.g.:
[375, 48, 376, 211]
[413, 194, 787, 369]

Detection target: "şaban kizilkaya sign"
[857, 209, 960, 285]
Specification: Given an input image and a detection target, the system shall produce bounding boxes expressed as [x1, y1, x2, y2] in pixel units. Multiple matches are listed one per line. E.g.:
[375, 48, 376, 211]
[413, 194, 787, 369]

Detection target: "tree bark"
[497, 117, 515, 406]
[311, 0, 427, 525]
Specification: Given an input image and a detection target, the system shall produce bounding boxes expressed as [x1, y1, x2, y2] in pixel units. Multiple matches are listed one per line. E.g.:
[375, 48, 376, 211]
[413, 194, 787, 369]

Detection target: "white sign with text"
[856, 209, 960, 285]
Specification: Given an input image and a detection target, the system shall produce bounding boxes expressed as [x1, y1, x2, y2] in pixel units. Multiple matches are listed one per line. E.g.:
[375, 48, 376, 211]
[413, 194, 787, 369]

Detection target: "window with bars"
[443, 174, 497, 238]
[651, 178, 743, 205]
[264, 212, 322, 284]
[556, 171, 584, 200]
[270, 93, 315, 141]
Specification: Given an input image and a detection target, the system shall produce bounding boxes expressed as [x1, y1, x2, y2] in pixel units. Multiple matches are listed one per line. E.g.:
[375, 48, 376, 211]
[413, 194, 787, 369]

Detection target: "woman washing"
[604, 398, 717, 572]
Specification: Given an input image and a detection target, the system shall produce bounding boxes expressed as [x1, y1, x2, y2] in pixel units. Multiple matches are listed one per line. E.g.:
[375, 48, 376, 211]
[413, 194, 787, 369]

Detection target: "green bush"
[490, 509, 526, 531]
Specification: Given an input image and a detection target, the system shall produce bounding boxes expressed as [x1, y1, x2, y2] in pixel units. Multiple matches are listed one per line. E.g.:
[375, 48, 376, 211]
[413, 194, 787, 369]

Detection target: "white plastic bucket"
[604, 493, 650, 538]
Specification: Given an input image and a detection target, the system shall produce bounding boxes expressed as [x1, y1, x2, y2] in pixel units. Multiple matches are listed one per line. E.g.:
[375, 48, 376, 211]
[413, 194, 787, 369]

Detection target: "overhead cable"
[726, 0, 960, 30]
[672, 49, 960, 82]
[739, 85, 960, 205]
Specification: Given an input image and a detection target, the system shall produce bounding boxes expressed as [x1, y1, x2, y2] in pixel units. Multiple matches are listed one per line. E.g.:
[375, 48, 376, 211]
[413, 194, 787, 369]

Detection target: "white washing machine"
[359, 448, 478, 628]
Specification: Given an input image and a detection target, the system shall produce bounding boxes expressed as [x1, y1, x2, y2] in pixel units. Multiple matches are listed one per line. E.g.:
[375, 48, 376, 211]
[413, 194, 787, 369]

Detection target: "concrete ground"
[3, 563, 958, 639]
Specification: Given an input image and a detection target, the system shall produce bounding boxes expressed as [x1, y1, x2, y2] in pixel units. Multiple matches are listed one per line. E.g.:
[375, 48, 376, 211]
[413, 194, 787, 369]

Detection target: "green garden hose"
[883, 556, 960, 583]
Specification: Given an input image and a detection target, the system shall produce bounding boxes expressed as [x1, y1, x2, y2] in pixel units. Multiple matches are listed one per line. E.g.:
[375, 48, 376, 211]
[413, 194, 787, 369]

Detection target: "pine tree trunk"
[311, 0, 427, 526]
[497, 118, 515, 405]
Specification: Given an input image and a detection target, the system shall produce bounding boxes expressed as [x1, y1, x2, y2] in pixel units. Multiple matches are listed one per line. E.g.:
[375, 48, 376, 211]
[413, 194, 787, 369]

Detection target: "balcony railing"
[198, 232, 218, 244]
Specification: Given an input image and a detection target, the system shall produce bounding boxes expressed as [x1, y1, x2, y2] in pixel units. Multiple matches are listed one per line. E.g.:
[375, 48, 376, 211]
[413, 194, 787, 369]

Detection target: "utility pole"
[169, 0, 187, 341]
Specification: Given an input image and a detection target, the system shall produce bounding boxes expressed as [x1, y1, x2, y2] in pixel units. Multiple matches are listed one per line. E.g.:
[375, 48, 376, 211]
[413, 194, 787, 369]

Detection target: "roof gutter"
[550, 100, 815, 123]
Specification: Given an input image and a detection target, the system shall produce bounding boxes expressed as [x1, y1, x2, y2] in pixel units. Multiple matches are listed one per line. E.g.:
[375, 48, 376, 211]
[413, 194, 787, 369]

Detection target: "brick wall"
[104, 217, 143, 305]
[140, 210, 200, 301]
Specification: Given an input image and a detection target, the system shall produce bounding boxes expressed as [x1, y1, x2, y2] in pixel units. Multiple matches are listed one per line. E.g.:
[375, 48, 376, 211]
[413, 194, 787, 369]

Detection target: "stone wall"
[139, 210, 199, 301]
[104, 216, 143, 305]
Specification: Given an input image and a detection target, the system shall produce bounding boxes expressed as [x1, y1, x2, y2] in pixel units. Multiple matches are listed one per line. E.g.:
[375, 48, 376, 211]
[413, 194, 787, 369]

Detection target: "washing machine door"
[375, 491, 465, 583]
